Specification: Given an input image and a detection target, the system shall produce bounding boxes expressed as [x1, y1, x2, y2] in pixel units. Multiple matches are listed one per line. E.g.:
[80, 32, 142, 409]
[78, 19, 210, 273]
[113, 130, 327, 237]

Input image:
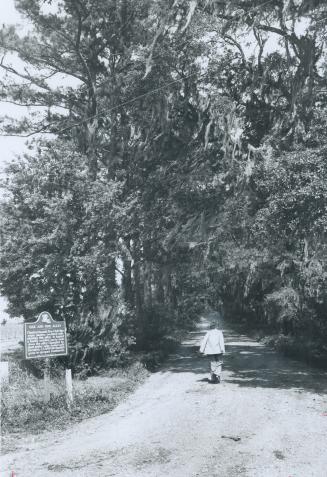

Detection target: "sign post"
[44, 358, 51, 403]
[65, 369, 73, 408]
[24, 312, 71, 404]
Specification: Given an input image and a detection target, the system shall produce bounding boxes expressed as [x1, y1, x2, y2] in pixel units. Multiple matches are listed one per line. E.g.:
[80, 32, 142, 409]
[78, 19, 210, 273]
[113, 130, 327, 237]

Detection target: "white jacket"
[200, 329, 225, 355]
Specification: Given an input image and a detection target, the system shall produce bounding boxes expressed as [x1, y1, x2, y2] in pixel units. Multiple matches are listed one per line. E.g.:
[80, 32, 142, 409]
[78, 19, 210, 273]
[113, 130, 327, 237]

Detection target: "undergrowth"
[1, 361, 148, 441]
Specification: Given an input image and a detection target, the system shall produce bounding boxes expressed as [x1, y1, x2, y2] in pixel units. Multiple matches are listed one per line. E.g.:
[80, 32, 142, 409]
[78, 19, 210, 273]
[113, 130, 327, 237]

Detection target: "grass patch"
[1, 360, 148, 449]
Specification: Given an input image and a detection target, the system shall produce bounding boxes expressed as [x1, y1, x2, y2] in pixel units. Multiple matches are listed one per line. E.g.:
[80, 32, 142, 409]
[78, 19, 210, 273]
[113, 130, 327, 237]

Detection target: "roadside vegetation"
[1, 360, 148, 450]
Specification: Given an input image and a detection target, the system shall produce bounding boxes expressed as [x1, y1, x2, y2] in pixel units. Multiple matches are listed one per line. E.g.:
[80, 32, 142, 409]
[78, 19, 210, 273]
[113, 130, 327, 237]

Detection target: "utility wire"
[54, 0, 275, 135]
[55, 70, 203, 135]
[1, 0, 290, 139]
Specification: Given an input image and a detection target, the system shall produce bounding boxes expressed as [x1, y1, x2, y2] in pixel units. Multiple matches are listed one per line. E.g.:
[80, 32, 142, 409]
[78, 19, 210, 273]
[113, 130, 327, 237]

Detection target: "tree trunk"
[156, 266, 165, 304]
[122, 256, 133, 306]
[143, 260, 153, 310]
[121, 239, 133, 307]
[133, 238, 144, 348]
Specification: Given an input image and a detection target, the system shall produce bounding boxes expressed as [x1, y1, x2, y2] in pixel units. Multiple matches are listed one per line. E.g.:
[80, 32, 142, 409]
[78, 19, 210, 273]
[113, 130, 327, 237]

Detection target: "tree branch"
[0, 127, 54, 138]
[256, 24, 291, 39]
[0, 99, 69, 110]
[224, 35, 247, 65]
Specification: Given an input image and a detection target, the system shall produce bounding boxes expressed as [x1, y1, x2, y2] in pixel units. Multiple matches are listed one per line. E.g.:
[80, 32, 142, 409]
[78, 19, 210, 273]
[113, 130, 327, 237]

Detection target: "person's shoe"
[210, 373, 218, 383]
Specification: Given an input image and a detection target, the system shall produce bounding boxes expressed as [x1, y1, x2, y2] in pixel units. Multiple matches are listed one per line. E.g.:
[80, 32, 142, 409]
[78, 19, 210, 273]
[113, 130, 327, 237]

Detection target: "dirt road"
[2, 317, 327, 477]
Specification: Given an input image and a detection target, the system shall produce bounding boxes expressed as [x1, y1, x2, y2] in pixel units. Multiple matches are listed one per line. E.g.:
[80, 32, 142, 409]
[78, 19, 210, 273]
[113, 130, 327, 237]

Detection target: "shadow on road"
[166, 320, 327, 395]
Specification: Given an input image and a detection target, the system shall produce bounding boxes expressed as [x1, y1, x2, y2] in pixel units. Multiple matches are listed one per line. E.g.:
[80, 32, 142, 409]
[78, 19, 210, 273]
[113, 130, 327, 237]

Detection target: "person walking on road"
[199, 322, 225, 383]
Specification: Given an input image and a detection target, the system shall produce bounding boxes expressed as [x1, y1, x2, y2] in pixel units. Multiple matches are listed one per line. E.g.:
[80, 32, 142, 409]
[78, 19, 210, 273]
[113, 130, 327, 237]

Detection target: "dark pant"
[208, 353, 223, 377]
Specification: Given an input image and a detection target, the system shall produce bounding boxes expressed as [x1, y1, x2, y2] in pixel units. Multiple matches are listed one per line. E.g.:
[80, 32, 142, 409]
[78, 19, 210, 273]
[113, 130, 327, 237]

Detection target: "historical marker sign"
[24, 311, 68, 359]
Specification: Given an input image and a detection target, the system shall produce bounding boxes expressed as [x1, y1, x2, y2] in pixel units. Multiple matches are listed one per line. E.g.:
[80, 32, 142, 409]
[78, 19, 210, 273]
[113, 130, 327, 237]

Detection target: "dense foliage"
[1, 0, 327, 369]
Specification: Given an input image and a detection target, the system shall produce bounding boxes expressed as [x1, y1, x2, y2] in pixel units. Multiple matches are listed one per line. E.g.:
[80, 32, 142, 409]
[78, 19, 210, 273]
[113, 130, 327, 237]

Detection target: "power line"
[1, 0, 288, 139]
[54, 0, 275, 135]
[0, 69, 205, 139]
[55, 70, 203, 135]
